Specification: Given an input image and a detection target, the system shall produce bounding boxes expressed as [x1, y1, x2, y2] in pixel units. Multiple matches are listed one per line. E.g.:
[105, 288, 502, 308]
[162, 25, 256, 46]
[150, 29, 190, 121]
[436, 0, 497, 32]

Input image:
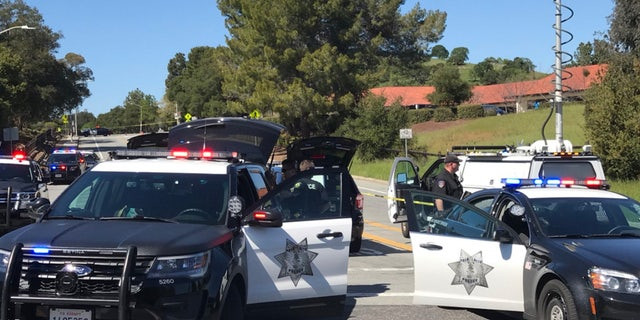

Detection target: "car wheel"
[349, 235, 362, 253]
[538, 280, 578, 320]
[401, 221, 410, 238]
[220, 284, 244, 320]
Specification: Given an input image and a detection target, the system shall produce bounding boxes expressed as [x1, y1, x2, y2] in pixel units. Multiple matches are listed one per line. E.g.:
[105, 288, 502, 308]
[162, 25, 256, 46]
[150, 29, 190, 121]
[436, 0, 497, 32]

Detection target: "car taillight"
[355, 194, 364, 210]
[60, 165, 67, 170]
[253, 211, 268, 220]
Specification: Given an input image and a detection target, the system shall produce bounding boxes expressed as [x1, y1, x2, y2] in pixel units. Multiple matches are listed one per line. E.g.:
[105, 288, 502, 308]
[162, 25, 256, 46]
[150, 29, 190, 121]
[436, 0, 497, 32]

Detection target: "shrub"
[432, 107, 456, 122]
[457, 104, 485, 119]
[408, 108, 433, 124]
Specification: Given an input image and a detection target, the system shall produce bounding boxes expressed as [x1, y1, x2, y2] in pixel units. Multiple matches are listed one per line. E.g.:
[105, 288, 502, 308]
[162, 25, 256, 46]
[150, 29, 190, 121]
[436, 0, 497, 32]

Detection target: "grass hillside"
[350, 103, 640, 199]
[416, 102, 587, 154]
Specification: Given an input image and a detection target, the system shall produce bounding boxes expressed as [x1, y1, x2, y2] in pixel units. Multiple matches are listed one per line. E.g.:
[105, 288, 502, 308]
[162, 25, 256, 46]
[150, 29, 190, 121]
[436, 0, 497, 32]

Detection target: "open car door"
[243, 168, 351, 317]
[387, 157, 421, 237]
[402, 189, 526, 312]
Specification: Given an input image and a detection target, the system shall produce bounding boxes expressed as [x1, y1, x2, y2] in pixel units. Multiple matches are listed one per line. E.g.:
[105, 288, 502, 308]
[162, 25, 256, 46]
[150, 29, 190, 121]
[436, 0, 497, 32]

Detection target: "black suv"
[0, 117, 355, 319]
[45, 148, 87, 184]
[81, 127, 113, 137]
[0, 151, 48, 221]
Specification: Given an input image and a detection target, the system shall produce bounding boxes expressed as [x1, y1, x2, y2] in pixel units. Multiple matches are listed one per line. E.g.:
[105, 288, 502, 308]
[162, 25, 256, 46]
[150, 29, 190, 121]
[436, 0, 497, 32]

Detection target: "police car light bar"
[53, 148, 77, 154]
[110, 149, 238, 160]
[501, 177, 606, 189]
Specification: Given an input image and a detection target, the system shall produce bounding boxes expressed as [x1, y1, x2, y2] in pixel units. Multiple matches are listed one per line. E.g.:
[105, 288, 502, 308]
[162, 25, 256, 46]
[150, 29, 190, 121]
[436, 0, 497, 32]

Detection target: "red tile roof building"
[370, 64, 607, 112]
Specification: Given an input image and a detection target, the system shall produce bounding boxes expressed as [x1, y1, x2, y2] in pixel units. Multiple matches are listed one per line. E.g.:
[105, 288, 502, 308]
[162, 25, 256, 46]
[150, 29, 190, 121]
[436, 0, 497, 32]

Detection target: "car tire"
[401, 221, 410, 238]
[538, 279, 578, 320]
[220, 284, 244, 320]
[349, 235, 362, 253]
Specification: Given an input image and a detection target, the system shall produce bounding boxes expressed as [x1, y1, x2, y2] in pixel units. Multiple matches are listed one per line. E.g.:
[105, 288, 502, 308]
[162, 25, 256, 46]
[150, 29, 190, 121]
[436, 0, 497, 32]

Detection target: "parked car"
[79, 150, 100, 169]
[82, 127, 112, 137]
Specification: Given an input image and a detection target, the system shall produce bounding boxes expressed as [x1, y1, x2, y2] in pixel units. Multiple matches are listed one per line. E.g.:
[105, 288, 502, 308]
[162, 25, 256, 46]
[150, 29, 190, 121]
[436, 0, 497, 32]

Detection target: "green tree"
[0, 0, 92, 129]
[217, 0, 446, 137]
[471, 59, 500, 85]
[165, 46, 233, 119]
[447, 47, 469, 65]
[572, 42, 595, 66]
[123, 89, 159, 133]
[431, 44, 449, 59]
[584, 0, 640, 179]
[427, 64, 472, 107]
[609, 0, 640, 56]
[335, 95, 409, 161]
[584, 54, 640, 179]
[76, 110, 96, 129]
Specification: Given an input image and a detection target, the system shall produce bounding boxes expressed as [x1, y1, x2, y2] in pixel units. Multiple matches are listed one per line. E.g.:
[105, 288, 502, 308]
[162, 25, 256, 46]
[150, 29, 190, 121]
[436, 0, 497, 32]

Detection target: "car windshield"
[531, 197, 640, 237]
[48, 154, 77, 163]
[0, 164, 32, 182]
[49, 171, 229, 225]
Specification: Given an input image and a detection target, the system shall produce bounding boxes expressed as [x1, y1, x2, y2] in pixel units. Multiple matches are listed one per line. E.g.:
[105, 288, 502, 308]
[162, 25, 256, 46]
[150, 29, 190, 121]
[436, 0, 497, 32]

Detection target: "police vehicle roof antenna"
[551, 0, 574, 151]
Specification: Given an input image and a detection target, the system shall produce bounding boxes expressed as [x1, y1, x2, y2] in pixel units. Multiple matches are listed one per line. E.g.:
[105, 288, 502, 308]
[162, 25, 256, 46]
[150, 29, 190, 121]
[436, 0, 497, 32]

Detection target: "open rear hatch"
[168, 117, 285, 165]
[286, 136, 360, 168]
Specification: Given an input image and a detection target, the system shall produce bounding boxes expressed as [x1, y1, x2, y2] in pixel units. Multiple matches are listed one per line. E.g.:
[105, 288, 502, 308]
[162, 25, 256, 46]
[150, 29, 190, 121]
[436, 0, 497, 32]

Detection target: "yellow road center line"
[364, 220, 401, 232]
[362, 231, 412, 252]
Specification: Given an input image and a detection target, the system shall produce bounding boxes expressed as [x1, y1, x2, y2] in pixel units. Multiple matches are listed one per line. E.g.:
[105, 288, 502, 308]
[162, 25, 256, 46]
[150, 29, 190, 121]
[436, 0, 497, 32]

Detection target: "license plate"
[49, 308, 92, 320]
[55, 174, 62, 178]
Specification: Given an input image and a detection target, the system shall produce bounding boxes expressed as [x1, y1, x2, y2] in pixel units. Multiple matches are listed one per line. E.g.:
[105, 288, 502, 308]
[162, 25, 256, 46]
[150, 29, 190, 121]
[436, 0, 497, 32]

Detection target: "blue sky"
[25, 0, 614, 116]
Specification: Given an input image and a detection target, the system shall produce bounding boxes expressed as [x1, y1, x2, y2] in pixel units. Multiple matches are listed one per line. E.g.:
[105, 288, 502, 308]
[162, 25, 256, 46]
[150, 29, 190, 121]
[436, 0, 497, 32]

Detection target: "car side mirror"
[493, 228, 513, 243]
[228, 196, 244, 219]
[248, 209, 283, 228]
[26, 198, 50, 220]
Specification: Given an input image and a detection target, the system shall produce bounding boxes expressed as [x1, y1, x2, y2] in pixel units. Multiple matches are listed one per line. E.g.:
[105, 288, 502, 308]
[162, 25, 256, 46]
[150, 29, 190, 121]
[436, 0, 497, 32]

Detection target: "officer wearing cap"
[434, 154, 463, 213]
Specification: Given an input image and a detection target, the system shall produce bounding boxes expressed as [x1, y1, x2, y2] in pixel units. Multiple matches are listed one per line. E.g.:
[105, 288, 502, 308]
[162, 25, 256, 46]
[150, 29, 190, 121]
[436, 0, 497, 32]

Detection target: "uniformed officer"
[433, 154, 463, 214]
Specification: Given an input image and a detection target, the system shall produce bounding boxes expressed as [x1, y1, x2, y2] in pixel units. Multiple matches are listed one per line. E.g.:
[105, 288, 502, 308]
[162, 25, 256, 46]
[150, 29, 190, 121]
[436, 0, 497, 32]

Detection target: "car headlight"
[589, 267, 640, 294]
[18, 192, 36, 200]
[147, 252, 209, 279]
[0, 249, 11, 275]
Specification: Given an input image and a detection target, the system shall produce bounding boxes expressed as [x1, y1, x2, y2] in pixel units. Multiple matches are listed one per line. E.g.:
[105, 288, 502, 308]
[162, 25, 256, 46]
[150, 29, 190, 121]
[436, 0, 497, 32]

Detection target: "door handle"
[420, 243, 443, 250]
[317, 232, 343, 239]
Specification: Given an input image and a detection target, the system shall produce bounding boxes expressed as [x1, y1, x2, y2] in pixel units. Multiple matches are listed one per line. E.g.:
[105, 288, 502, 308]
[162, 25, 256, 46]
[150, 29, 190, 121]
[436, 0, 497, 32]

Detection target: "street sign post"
[399, 128, 412, 157]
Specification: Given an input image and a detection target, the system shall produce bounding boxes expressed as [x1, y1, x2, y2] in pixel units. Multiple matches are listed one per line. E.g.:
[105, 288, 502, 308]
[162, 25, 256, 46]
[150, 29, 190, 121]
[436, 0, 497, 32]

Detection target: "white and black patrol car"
[387, 139, 607, 237]
[0, 151, 48, 218]
[0, 118, 356, 319]
[400, 178, 640, 320]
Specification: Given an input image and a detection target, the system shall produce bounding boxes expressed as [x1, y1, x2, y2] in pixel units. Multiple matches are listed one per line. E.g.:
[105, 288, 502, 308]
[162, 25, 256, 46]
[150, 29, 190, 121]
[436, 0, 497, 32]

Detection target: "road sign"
[62, 115, 68, 124]
[249, 109, 262, 119]
[184, 113, 192, 122]
[399, 128, 412, 139]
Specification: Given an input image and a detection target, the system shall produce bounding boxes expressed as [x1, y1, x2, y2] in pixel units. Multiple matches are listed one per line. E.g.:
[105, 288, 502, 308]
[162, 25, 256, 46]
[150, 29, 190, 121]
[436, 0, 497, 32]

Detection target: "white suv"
[388, 140, 607, 237]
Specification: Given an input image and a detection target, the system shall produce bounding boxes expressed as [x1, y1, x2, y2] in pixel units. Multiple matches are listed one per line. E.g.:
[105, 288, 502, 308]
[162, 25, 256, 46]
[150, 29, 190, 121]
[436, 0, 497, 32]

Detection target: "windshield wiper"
[99, 216, 177, 223]
[549, 234, 592, 238]
[46, 215, 95, 220]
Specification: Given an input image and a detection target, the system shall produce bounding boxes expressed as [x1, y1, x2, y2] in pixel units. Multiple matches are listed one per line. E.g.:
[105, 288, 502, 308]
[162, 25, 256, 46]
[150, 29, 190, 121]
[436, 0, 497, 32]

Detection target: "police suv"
[388, 139, 607, 237]
[0, 118, 354, 319]
[401, 178, 640, 320]
[0, 151, 48, 219]
[46, 148, 87, 184]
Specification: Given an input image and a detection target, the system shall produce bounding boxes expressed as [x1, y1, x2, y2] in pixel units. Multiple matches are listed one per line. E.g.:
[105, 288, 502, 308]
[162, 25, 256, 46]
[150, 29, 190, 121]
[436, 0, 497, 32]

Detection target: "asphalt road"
[46, 133, 522, 320]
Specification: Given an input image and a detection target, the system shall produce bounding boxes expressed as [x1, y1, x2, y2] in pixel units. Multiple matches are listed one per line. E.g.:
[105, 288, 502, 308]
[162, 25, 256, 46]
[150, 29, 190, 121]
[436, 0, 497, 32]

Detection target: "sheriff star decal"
[275, 238, 318, 286]
[448, 250, 493, 295]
